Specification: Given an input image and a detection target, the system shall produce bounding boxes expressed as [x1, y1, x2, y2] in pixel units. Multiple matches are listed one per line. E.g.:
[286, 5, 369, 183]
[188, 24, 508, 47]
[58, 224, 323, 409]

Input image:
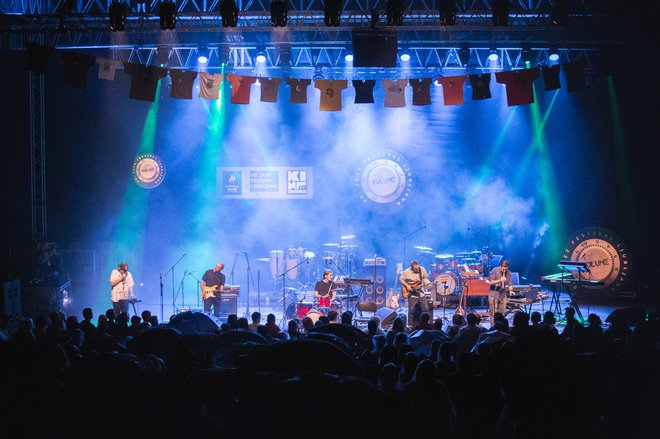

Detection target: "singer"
[110, 262, 135, 315]
[488, 260, 513, 323]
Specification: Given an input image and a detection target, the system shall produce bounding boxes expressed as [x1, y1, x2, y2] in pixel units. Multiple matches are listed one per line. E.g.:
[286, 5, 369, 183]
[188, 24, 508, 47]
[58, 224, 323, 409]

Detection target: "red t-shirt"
[436, 75, 467, 106]
[226, 74, 257, 104]
[495, 69, 540, 106]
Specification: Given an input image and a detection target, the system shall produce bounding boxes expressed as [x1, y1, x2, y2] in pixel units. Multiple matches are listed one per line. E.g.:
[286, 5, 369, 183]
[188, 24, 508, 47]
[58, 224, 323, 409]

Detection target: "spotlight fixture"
[399, 50, 411, 62]
[488, 49, 499, 62]
[492, 0, 510, 26]
[386, 0, 404, 26]
[159, 0, 176, 30]
[255, 51, 267, 64]
[324, 0, 342, 27]
[270, 0, 288, 27]
[220, 0, 238, 27]
[278, 43, 292, 66]
[438, 0, 457, 26]
[548, 49, 560, 63]
[197, 46, 209, 64]
[344, 51, 354, 63]
[108, 0, 127, 31]
[521, 48, 533, 68]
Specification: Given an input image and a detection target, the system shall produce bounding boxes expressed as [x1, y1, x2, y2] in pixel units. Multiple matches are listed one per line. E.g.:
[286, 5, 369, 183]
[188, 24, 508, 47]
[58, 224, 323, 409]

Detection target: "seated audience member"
[365, 318, 382, 338]
[264, 313, 281, 338]
[412, 312, 433, 331]
[561, 306, 584, 340]
[248, 312, 261, 331]
[236, 317, 249, 330]
[301, 316, 314, 333]
[80, 308, 96, 340]
[287, 319, 301, 339]
[456, 313, 487, 353]
[340, 311, 353, 326]
[541, 311, 559, 335]
[447, 314, 465, 339]
[327, 310, 339, 324]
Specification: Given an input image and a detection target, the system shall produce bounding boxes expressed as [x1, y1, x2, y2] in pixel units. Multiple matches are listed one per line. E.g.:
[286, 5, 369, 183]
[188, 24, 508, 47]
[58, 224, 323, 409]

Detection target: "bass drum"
[432, 271, 458, 296]
[305, 309, 325, 324]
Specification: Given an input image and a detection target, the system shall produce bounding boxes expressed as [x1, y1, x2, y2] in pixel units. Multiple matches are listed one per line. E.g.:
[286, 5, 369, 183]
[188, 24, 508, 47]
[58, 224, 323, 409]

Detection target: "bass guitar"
[201, 285, 239, 300]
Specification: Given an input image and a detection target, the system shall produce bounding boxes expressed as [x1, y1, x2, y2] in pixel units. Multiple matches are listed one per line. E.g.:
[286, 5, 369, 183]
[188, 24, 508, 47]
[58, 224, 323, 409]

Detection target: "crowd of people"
[1, 303, 659, 438]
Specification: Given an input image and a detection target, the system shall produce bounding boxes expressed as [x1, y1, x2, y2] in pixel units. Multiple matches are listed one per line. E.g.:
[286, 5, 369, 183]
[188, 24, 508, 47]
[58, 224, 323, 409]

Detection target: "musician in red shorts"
[314, 269, 336, 308]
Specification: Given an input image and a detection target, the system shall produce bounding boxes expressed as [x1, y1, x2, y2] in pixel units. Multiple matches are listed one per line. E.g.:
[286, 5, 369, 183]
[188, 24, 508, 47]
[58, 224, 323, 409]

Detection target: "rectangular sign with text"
[219, 167, 313, 199]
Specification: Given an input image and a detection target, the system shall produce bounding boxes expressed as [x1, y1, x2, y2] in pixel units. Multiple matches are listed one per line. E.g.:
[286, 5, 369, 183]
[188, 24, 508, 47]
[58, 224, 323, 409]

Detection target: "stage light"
[324, 0, 342, 26]
[438, 0, 457, 26]
[548, 50, 560, 63]
[197, 47, 209, 64]
[159, 0, 176, 30]
[386, 0, 404, 26]
[399, 50, 411, 62]
[108, 0, 127, 31]
[255, 51, 267, 63]
[270, 0, 288, 27]
[488, 49, 499, 62]
[278, 43, 292, 66]
[220, 0, 238, 27]
[492, 0, 510, 26]
[521, 48, 533, 68]
[344, 51, 354, 63]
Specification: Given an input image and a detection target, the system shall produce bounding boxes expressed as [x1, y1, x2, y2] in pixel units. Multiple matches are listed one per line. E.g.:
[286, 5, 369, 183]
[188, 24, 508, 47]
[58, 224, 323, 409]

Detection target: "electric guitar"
[201, 285, 239, 300]
[401, 281, 426, 299]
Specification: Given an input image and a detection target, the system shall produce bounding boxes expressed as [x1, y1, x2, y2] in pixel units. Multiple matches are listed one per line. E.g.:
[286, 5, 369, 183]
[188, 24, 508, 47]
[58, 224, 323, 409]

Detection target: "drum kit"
[283, 289, 347, 323]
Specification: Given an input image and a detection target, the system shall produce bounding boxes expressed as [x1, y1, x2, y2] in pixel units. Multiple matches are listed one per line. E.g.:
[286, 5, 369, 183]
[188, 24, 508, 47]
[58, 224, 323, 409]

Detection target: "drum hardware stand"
[163, 253, 186, 318]
[278, 257, 311, 327]
[243, 252, 255, 318]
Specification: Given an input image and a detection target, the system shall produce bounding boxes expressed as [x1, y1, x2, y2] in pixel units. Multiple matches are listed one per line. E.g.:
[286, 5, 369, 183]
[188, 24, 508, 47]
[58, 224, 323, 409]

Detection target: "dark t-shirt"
[353, 79, 376, 103]
[124, 63, 167, 102]
[469, 73, 492, 100]
[314, 280, 333, 297]
[202, 270, 225, 288]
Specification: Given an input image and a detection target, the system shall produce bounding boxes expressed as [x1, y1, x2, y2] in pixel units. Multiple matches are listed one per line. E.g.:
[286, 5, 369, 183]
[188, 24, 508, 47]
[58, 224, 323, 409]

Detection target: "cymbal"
[456, 252, 471, 256]
[470, 250, 482, 255]
[255, 258, 270, 262]
[303, 251, 316, 258]
[322, 243, 339, 247]
[340, 234, 356, 240]
[435, 253, 454, 259]
[336, 294, 359, 299]
[342, 244, 358, 249]
[414, 245, 433, 251]
[322, 256, 334, 260]
[419, 250, 435, 255]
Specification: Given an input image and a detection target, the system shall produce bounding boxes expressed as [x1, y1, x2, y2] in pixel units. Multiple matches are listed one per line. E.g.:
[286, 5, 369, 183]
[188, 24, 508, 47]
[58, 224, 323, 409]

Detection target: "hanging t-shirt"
[260, 77, 282, 103]
[61, 52, 96, 89]
[97, 58, 122, 81]
[382, 79, 407, 108]
[353, 80, 376, 104]
[199, 72, 223, 100]
[226, 74, 257, 104]
[26, 42, 54, 74]
[314, 79, 348, 111]
[436, 75, 467, 106]
[469, 74, 492, 100]
[170, 70, 198, 99]
[563, 62, 585, 92]
[124, 62, 167, 102]
[287, 78, 311, 104]
[409, 78, 432, 106]
[542, 65, 561, 91]
[495, 68, 540, 106]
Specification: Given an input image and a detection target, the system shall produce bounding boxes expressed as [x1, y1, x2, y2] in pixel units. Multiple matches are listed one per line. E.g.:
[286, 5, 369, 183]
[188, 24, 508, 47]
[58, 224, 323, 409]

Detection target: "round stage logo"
[132, 154, 165, 189]
[354, 150, 414, 210]
[562, 227, 631, 292]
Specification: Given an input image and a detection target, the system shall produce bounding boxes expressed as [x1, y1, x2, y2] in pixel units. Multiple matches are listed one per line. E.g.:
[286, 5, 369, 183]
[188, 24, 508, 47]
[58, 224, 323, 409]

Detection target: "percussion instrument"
[269, 250, 284, 279]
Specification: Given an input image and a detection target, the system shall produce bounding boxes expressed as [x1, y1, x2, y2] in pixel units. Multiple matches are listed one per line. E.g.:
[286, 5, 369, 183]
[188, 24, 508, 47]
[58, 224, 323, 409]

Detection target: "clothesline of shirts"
[27, 43, 587, 110]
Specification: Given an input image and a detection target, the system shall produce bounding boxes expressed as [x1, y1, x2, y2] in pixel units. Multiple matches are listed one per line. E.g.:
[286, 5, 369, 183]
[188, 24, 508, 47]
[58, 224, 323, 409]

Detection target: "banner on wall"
[218, 167, 313, 199]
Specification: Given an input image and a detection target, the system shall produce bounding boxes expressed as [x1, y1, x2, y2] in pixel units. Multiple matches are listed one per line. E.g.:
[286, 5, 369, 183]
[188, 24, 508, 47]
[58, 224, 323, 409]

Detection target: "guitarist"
[400, 261, 431, 327]
[201, 262, 226, 317]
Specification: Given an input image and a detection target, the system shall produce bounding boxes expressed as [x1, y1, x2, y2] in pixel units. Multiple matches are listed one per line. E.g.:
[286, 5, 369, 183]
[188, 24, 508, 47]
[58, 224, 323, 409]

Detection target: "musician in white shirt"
[110, 262, 135, 315]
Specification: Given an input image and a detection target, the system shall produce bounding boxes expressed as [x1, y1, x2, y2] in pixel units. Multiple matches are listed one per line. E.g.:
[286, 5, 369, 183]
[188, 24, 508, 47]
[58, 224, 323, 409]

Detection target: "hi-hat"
[435, 253, 454, 259]
[342, 244, 358, 249]
[414, 245, 433, 251]
[303, 251, 316, 258]
[322, 242, 339, 247]
[340, 234, 356, 240]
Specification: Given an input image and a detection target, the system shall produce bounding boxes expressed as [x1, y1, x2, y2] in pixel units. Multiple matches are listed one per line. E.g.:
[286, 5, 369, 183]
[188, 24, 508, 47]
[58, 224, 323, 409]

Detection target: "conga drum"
[286, 247, 299, 280]
[269, 250, 284, 279]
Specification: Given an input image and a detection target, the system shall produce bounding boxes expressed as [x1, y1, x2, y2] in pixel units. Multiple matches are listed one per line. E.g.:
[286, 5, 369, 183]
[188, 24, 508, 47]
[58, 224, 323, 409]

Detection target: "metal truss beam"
[29, 71, 47, 247]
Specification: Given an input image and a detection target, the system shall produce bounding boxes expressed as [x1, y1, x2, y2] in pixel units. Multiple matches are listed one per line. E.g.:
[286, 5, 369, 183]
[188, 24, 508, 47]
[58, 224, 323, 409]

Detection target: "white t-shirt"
[96, 58, 121, 81]
[110, 269, 135, 302]
[199, 72, 224, 100]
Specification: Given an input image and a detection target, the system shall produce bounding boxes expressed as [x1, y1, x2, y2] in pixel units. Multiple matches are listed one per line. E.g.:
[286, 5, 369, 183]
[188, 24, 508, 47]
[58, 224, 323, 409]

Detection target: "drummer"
[314, 269, 336, 308]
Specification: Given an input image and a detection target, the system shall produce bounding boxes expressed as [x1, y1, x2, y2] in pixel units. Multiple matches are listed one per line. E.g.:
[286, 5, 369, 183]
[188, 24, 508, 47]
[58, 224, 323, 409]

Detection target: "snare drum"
[317, 297, 331, 308]
[305, 309, 325, 324]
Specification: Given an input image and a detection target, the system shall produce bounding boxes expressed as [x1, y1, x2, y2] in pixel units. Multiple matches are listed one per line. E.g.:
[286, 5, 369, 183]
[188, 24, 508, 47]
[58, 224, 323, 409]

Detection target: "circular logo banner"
[132, 154, 165, 189]
[354, 150, 414, 211]
[562, 227, 631, 292]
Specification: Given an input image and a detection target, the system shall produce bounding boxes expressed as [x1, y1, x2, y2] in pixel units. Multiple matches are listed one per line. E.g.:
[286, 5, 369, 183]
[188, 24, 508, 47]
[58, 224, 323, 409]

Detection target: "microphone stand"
[278, 257, 310, 327]
[173, 269, 187, 313]
[188, 271, 201, 308]
[164, 253, 186, 318]
[401, 225, 426, 266]
[159, 272, 164, 322]
[243, 252, 255, 317]
[229, 252, 239, 285]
